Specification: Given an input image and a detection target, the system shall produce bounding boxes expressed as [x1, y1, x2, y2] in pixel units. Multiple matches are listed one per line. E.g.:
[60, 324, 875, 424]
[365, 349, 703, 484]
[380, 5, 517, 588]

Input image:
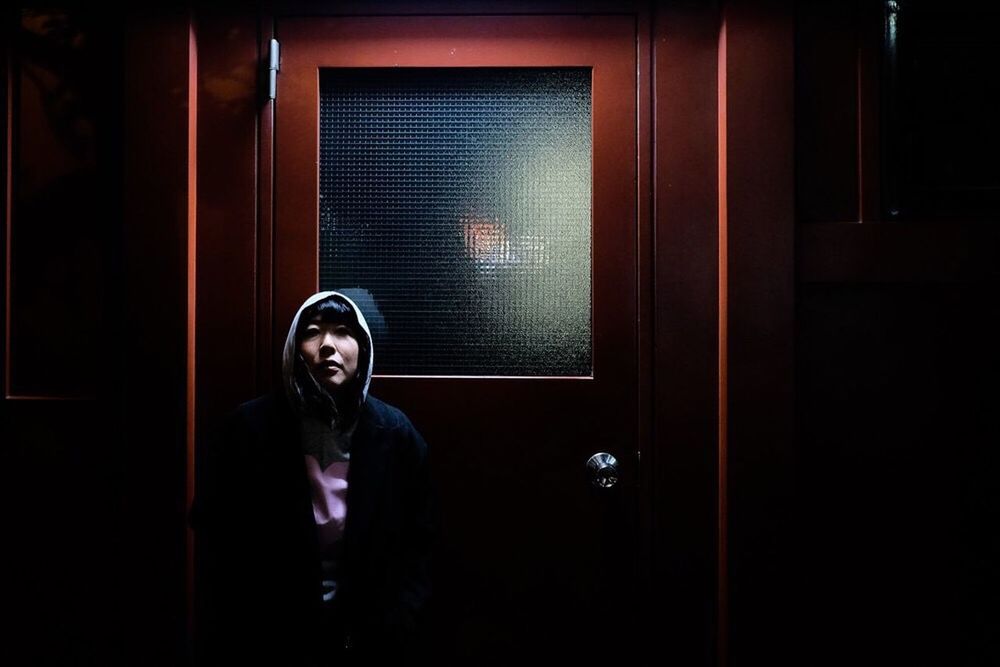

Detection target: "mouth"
[321, 361, 343, 373]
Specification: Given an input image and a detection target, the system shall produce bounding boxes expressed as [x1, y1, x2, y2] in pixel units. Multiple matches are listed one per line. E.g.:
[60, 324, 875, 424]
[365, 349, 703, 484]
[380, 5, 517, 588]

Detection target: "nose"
[319, 331, 339, 355]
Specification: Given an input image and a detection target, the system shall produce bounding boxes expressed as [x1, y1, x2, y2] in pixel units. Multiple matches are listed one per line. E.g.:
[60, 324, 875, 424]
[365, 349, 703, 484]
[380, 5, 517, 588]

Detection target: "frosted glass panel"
[319, 68, 591, 376]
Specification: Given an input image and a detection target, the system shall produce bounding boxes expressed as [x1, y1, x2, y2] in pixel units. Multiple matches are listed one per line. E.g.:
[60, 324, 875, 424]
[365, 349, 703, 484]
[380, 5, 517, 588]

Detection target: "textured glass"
[319, 68, 591, 376]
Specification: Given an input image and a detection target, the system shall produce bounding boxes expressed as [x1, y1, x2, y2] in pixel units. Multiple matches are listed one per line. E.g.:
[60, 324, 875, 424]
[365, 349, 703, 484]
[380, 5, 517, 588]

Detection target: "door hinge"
[268, 38, 280, 101]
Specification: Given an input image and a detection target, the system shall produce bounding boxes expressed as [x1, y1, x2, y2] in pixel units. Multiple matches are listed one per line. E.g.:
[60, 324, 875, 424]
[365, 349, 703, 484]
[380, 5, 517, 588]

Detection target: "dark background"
[2, 2, 997, 665]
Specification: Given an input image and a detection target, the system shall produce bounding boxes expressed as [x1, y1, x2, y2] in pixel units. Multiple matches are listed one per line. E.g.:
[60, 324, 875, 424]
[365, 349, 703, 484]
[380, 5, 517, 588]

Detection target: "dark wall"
[796, 282, 998, 665]
[2, 8, 129, 664]
[794, 2, 999, 664]
[2, 7, 192, 665]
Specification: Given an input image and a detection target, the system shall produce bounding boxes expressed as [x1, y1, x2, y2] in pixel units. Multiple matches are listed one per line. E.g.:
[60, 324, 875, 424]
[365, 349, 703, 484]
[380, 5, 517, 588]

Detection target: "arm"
[385, 420, 436, 648]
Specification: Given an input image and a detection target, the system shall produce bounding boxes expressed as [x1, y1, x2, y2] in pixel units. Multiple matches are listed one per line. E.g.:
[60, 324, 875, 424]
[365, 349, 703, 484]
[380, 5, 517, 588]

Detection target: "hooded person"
[282, 290, 374, 464]
[190, 291, 435, 666]
[283, 292, 374, 619]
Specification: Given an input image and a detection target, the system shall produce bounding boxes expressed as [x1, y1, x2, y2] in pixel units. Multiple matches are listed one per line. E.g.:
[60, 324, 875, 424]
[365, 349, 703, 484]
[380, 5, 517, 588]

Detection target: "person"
[189, 290, 435, 666]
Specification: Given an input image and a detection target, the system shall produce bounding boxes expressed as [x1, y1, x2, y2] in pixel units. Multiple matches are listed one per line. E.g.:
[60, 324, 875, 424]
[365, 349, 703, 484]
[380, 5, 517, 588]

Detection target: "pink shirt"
[303, 457, 350, 556]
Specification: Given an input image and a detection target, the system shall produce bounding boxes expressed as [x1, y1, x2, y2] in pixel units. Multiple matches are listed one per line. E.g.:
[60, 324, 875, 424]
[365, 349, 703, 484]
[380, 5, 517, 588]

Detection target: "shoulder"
[205, 392, 289, 456]
[364, 394, 411, 430]
[363, 395, 429, 457]
[224, 391, 292, 431]
[233, 392, 278, 421]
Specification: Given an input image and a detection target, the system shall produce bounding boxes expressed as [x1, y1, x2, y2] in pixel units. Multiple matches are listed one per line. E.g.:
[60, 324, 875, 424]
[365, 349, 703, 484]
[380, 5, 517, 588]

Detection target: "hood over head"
[281, 291, 374, 427]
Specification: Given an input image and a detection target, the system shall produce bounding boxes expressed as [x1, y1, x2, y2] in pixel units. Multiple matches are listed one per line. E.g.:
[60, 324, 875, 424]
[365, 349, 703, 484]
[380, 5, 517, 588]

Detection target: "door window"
[318, 68, 592, 376]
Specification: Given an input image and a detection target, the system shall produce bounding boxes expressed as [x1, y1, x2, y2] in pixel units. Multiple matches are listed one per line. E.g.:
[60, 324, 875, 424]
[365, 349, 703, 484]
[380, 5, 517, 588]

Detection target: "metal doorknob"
[586, 452, 619, 489]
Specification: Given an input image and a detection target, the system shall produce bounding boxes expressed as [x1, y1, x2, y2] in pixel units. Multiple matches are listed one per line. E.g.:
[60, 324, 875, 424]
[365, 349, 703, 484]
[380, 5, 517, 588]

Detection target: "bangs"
[298, 296, 356, 337]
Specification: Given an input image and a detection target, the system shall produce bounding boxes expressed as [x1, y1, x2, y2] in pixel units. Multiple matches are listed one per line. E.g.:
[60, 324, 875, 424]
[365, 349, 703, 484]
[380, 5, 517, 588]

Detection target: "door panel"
[275, 16, 639, 661]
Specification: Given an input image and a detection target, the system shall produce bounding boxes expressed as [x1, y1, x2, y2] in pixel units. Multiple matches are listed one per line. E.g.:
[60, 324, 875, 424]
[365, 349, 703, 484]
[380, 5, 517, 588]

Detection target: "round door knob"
[586, 452, 619, 489]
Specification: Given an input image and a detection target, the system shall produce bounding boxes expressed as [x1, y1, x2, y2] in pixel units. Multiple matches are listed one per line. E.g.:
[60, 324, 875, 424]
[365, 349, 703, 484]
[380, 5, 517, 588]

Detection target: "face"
[298, 316, 360, 393]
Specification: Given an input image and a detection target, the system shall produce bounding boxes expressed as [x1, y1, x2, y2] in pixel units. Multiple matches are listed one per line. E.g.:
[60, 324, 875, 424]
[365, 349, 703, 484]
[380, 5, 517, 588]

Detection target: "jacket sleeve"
[384, 418, 436, 650]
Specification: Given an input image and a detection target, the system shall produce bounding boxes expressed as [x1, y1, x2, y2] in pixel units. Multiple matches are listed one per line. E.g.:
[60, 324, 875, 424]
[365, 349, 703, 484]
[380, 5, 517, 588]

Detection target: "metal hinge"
[268, 38, 280, 101]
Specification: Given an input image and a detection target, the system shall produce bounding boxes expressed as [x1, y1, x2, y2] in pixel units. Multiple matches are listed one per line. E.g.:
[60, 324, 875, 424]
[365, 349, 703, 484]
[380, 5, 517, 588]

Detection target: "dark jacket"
[189, 389, 434, 666]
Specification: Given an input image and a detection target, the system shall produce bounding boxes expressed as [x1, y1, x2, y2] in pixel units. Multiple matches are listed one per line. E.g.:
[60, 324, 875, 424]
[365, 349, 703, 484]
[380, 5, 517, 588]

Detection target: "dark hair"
[298, 295, 351, 334]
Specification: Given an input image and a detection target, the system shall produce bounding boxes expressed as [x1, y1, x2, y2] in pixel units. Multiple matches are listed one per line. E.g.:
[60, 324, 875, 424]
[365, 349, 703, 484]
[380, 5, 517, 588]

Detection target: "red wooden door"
[274, 15, 641, 661]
